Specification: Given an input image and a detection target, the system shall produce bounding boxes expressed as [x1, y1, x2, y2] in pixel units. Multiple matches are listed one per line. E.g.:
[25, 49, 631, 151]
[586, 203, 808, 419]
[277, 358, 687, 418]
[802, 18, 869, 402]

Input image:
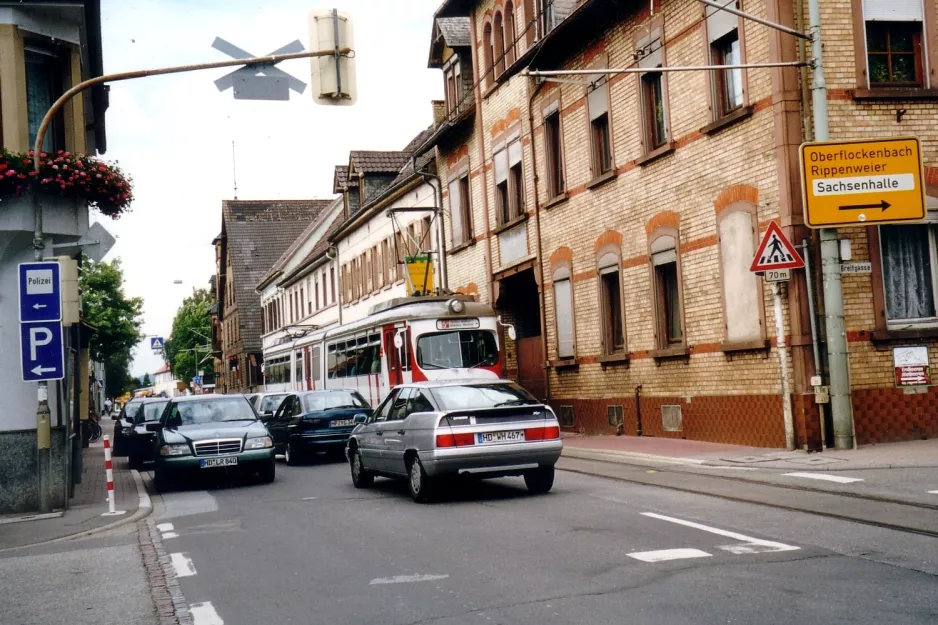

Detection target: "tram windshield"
[416, 330, 498, 370]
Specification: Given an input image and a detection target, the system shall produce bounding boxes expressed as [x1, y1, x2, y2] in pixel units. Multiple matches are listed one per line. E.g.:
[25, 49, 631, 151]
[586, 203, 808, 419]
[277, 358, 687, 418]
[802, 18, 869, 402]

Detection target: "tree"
[142, 373, 152, 387]
[164, 288, 215, 383]
[79, 257, 144, 397]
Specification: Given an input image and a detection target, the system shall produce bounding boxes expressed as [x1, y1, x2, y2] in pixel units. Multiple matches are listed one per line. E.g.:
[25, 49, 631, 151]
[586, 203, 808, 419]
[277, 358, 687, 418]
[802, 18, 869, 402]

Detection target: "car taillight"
[436, 432, 476, 447]
[526, 426, 560, 441]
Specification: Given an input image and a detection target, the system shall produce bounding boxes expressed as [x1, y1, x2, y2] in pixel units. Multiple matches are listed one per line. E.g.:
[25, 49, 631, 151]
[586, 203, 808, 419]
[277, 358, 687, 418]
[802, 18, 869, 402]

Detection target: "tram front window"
[416, 330, 498, 370]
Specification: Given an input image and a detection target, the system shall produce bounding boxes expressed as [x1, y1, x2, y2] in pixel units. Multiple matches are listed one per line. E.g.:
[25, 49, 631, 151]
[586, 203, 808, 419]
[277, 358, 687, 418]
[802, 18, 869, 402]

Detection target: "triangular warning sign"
[150, 338, 164, 350]
[750, 222, 804, 272]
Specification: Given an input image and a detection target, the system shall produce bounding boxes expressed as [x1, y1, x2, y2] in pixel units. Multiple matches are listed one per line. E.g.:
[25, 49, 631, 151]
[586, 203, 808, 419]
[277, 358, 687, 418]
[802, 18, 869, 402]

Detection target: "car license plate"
[477, 430, 525, 444]
[330, 419, 354, 428]
[200, 457, 238, 468]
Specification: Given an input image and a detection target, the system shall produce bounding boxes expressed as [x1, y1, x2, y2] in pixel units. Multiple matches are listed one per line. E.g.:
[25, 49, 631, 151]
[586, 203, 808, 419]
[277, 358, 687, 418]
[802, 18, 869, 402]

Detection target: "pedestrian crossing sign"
[750, 222, 804, 273]
[150, 337, 165, 351]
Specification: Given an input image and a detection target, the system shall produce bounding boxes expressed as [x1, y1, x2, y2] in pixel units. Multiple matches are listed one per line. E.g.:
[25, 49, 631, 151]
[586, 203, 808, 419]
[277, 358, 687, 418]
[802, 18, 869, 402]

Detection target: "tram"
[260, 296, 503, 407]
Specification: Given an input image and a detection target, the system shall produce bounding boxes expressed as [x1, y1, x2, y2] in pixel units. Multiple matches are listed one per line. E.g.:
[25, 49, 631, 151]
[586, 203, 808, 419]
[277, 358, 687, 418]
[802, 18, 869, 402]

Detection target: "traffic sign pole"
[809, 0, 854, 450]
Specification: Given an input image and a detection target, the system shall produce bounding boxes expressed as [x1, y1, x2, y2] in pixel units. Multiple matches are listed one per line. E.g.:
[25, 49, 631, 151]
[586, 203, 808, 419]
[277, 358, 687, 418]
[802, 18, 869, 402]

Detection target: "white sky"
[93, 0, 443, 377]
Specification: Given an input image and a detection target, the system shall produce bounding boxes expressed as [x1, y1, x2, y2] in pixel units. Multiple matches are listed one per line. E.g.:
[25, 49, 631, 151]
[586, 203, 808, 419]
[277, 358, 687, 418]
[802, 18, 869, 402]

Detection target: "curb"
[562, 447, 707, 467]
[140, 519, 193, 625]
[0, 469, 152, 553]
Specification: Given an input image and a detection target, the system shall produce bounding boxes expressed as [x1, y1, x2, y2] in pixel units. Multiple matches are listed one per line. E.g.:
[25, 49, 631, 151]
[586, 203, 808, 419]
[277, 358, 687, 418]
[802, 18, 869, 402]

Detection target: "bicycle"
[85, 413, 103, 443]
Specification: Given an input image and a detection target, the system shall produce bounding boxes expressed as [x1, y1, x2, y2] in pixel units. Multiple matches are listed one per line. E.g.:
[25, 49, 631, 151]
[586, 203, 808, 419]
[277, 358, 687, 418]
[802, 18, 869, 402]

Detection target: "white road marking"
[157, 522, 178, 539]
[169, 552, 197, 578]
[694, 466, 761, 471]
[642, 512, 800, 554]
[928, 490, 938, 494]
[783, 472, 864, 484]
[627, 548, 712, 563]
[301, 496, 318, 501]
[190, 601, 224, 625]
[370, 574, 449, 585]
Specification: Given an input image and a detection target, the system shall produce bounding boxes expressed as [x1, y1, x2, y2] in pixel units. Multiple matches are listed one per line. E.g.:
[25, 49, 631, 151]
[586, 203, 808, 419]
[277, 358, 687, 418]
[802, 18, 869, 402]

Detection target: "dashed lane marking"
[370, 574, 450, 585]
[928, 490, 938, 494]
[190, 601, 224, 625]
[783, 472, 864, 484]
[156, 523, 178, 539]
[627, 548, 712, 563]
[641, 512, 801, 554]
[169, 552, 197, 578]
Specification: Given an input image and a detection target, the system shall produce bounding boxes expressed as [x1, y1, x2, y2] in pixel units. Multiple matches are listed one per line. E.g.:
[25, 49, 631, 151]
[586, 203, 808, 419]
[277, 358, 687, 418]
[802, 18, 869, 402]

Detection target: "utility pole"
[807, 0, 854, 449]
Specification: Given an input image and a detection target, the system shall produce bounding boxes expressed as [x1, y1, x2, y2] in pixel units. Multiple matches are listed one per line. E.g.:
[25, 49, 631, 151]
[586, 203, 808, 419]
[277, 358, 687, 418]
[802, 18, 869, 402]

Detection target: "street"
[143, 458, 937, 625]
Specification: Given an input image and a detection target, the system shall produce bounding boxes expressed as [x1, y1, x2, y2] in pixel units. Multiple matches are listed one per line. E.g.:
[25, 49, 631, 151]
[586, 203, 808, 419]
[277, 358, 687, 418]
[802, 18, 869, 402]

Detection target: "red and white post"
[101, 435, 126, 516]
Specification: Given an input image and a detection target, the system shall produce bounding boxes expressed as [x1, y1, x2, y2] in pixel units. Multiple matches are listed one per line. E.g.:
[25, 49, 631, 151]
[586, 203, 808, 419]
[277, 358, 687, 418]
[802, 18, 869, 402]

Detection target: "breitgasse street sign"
[800, 136, 926, 228]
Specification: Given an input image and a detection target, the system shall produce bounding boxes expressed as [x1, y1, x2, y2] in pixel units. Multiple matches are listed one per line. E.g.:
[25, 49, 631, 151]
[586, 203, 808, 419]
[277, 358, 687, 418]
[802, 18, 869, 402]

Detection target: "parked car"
[250, 392, 290, 418]
[347, 380, 562, 502]
[147, 395, 276, 486]
[112, 397, 144, 456]
[265, 390, 371, 465]
[123, 398, 170, 469]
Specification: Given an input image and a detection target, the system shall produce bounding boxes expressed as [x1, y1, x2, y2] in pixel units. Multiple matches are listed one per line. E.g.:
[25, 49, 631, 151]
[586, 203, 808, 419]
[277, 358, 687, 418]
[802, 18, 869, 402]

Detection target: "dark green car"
[147, 395, 276, 486]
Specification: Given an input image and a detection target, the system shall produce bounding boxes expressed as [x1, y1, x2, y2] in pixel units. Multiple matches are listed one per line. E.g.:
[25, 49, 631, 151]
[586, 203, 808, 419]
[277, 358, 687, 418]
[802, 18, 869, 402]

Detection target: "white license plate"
[477, 430, 525, 444]
[330, 419, 354, 428]
[200, 456, 238, 468]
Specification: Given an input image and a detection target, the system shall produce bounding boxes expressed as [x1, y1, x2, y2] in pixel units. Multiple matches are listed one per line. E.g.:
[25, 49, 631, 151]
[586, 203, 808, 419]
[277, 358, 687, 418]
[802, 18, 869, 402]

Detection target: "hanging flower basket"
[0, 149, 134, 218]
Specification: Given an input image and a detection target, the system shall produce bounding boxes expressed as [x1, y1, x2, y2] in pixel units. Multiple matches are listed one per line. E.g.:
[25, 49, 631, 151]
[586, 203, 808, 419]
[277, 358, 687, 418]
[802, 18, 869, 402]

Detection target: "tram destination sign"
[800, 137, 926, 228]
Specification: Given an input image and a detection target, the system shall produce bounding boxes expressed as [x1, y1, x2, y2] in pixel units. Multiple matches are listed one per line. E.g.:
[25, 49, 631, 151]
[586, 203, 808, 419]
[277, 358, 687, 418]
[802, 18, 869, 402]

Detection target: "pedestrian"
[104, 397, 113, 416]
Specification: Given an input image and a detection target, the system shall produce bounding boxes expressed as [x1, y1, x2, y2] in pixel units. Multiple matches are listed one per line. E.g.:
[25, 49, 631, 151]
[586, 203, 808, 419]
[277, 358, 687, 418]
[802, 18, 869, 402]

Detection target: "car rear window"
[429, 384, 539, 411]
[303, 391, 369, 412]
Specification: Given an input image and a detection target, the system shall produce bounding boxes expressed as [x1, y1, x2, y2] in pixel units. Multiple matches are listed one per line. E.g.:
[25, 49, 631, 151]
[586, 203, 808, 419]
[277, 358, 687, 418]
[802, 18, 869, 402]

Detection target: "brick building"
[422, 0, 938, 448]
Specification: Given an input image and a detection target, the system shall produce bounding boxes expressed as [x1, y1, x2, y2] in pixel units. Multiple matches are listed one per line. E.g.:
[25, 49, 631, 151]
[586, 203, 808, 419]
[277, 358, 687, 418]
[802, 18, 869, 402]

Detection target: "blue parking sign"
[20, 321, 65, 381]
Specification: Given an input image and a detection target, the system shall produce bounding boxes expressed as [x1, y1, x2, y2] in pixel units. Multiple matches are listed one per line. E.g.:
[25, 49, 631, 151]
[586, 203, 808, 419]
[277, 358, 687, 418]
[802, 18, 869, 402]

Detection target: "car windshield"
[137, 401, 168, 423]
[303, 391, 369, 412]
[429, 383, 539, 411]
[416, 330, 498, 370]
[259, 394, 288, 413]
[173, 398, 257, 425]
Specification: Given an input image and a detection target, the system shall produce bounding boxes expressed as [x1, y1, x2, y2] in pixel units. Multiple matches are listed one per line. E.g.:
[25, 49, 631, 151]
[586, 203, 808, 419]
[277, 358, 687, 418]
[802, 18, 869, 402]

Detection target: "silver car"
[347, 380, 563, 502]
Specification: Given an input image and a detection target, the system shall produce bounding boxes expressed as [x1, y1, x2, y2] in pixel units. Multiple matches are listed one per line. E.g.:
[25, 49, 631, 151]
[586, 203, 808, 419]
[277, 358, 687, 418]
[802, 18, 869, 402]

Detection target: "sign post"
[751, 224, 805, 451]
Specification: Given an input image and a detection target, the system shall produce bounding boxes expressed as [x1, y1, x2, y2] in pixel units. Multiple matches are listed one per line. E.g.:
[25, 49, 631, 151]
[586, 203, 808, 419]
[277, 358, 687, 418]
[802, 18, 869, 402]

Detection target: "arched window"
[649, 228, 685, 349]
[483, 22, 495, 87]
[717, 203, 763, 345]
[597, 248, 625, 355]
[504, 2, 517, 66]
[551, 255, 576, 359]
[494, 12, 506, 76]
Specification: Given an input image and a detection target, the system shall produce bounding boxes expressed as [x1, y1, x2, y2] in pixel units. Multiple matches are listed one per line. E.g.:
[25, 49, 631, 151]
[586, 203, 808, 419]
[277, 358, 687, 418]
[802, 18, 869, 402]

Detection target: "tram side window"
[264, 357, 292, 384]
[328, 343, 339, 379]
[311, 346, 321, 382]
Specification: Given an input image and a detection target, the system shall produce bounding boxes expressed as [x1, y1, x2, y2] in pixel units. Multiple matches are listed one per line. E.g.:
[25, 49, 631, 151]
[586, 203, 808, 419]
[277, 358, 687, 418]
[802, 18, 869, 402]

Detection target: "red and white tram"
[261, 296, 503, 407]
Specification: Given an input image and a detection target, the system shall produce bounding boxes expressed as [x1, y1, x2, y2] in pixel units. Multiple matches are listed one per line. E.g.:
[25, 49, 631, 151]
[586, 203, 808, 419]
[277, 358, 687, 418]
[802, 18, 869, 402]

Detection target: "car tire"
[128, 454, 142, 471]
[350, 449, 374, 488]
[285, 443, 302, 466]
[259, 458, 276, 483]
[524, 465, 555, 495]
[154, 469, 172, 491]
[407, 456, 435, 503]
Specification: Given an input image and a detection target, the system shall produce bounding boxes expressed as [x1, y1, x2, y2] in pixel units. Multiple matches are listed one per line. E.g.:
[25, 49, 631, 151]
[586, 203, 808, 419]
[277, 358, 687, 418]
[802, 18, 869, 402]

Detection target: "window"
[712, 32, 744, 114]
[642, 72, 667, 150]
[539, 0, 557, 37]
[651, 234, 684, 347]
[587, 77, 612, 176]
[314, 277, 320, 310]
[25, 46, 66, 153]
[445, 61, 458, 114]
[329, 267, 335, 304]
[365, 250, 373, 294]
[880, 215, 938, 324]
[494, 12, 506, 77]
[718, 209, 762, 343]
[494, 137, 524, 224]
[483, 22, 495, 88]
[552, 265, 575, 358]
[867, 21, 922, 86]
[598, 252, 625, 354]
[310, 346, 322, 382]
[544, 108, 565, 197]
[295, 350, 304, 387]
[300, 288, 306, 317]
[405, 390, 435, 417]
[302, 390, 369, 412]
[374, 245, 382, 289]
[504, 2, 517, 65]
[430, 382, 537, 411]
[381, 239, 390, 285]
[416, 330, 499, 370]
[449, 173, 473, 246]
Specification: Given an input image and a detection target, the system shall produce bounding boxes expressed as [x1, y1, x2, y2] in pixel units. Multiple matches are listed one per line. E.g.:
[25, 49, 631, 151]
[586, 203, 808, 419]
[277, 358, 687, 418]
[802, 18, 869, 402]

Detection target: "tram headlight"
[448, 299, 465, 314]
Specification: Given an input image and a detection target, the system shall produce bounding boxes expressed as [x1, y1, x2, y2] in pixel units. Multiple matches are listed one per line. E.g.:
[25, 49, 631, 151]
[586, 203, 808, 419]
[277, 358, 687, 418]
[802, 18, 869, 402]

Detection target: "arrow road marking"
[839, 200, 891, 211]
[641, 512, 800, 555]
[31, 365, 58, 375]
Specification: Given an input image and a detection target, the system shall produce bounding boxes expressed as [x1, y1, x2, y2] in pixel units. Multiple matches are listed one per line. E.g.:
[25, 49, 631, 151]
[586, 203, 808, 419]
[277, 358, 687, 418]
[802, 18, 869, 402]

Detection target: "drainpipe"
[469, 8, 495, 306]
[635, 384, 644, 437]
[525, 75, 551, 402]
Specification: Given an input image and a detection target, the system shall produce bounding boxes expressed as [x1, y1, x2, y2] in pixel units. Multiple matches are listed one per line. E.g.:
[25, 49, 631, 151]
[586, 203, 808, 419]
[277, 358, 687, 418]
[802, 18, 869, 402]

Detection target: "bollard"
[101, 435, 126, 517]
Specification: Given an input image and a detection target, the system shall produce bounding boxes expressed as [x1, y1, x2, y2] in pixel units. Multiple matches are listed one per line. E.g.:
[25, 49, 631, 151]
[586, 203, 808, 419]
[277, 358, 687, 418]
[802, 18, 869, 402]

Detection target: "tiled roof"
[437, 17, 471, 47]
[222, 199, 332, 352]
[349, 151, 411, 174]
[258, 197, 342, 289]
[281, 208, 346, 285]
[154, 363, 171, 375]
[333, 165, 350, 193]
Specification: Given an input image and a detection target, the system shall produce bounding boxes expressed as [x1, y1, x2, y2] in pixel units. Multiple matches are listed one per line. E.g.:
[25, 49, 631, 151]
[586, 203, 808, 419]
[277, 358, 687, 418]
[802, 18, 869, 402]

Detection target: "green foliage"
[164, 288, 215, 383]
[142, 372, 151, 387]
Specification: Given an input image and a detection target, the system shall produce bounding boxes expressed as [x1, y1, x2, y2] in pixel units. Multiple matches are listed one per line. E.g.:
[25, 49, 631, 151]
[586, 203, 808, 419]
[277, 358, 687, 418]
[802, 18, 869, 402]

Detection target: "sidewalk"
[0, 440, 149, 551]
[561, 433, 938, 507]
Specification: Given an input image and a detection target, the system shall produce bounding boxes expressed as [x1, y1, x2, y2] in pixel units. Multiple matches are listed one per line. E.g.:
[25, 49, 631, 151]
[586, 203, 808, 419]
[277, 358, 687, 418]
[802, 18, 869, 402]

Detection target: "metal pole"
[696, 0, 812, 40]
[31, 185, 52, 512]
[808, 0, 854, 449]
[801, 239, 827, 449]
[772, 282, 795, 450]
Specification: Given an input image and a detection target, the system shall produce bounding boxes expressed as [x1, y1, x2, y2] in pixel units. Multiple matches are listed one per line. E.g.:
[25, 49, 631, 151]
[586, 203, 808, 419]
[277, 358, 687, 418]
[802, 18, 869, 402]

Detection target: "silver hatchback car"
[347, 380, 563, 502]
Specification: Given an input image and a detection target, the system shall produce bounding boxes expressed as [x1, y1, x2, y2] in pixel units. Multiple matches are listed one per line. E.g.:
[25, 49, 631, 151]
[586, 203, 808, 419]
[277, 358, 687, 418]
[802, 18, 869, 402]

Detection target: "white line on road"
[783, 472, 864, 484]
[929, 490, 938, 494]
[190, 601, 224, 625]
[169, 552, 197, 578]
[627, 548, 712, 563]
[370, 574, 449, 585]
[157, 522, 178, 539]
[641, 512, 800, 554]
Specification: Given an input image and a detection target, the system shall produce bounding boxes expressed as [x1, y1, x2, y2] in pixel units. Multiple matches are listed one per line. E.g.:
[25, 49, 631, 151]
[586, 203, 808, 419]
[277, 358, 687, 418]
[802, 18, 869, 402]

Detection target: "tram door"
[383, 324, 404, 387]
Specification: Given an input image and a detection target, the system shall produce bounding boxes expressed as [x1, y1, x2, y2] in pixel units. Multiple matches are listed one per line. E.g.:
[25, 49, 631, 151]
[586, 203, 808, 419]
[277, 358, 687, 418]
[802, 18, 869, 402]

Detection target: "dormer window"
[444, 57, 462, 114]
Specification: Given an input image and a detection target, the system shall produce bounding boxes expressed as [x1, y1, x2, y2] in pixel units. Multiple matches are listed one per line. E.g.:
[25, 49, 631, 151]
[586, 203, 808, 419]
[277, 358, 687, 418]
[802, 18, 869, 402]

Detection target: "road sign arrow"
[32, 303, 47, 309]
[838, 200, 891, 212]
[31, 365, 57, 375]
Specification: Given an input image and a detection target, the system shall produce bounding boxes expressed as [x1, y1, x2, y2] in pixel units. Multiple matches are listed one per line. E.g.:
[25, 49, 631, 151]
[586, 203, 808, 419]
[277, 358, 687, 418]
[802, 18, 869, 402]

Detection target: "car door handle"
[375, 430, 384, 436]
[397, 430, 406, 435]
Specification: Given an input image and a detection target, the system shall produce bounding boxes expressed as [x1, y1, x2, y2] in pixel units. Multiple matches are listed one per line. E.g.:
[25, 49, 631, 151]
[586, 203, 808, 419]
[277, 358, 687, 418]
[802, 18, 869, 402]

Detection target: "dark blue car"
[264, 390, 371, 465]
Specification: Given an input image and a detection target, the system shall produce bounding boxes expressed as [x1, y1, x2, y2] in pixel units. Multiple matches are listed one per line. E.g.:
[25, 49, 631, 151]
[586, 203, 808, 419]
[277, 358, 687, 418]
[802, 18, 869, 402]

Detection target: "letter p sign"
[20, 321, 64, 382]
[30, 326, 53, 360]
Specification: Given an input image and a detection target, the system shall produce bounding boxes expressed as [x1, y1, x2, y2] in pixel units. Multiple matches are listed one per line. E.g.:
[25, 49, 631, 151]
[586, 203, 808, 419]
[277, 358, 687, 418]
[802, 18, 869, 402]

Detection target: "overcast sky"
[94, 0, 443, 378]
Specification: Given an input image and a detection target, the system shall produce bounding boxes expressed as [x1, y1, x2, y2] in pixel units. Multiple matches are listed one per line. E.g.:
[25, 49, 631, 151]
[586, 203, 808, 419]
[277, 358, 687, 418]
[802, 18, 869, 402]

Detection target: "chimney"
[432, 100, 446, 125]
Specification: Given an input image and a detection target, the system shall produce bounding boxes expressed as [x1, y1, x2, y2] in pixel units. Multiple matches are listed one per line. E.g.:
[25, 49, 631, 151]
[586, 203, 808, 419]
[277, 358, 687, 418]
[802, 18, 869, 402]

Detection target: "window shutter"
[449, 178, 463, 244]
[554, 279, 575, 358]
[863, 0, 923, 21]
[597, 251, 618, 272]
[508, 138, 522, 166]
[494, 148, 509, 183]
[707, 0, 738, 43]
[543, 100, 560, 117]
[651, 234, 677, 266]
[588, 80, 608, 121]
[638, 33, 663, 69]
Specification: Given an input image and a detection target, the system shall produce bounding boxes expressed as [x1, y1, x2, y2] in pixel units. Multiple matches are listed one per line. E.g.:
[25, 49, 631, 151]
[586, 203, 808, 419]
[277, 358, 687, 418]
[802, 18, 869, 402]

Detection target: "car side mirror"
[353, 413, 368, 425]
[145, 423, 162, 432]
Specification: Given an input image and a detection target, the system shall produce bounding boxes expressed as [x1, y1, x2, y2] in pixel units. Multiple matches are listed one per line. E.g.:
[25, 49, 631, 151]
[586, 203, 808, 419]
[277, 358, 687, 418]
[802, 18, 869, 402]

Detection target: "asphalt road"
[148, 456, 938, 625]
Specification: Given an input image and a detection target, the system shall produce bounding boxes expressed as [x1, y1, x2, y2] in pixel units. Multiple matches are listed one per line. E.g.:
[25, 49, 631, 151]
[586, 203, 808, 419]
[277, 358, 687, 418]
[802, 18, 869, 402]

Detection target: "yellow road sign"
[800, 136, 926, 228]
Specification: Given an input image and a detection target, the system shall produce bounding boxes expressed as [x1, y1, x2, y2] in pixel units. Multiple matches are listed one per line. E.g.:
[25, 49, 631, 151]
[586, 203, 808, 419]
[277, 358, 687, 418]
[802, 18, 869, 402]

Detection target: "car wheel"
[258, 458, 276, 483]
[154, 469, 172, 491]
[524, 465, 555, 495]
[128, 454, 142, 471]
[350, 449, 374, 488]
[407, 456, 435, 503]
[285, 443, 302, 466]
